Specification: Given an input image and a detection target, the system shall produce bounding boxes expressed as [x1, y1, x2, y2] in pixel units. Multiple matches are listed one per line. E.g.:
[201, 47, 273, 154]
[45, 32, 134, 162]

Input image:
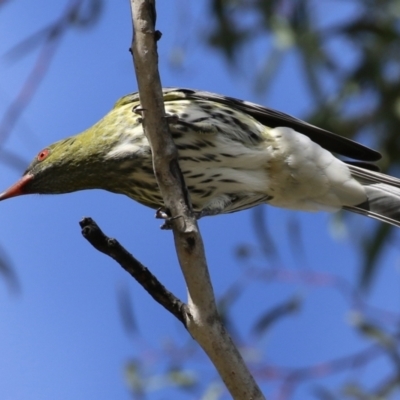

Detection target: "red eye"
[37, 149, 50, 161]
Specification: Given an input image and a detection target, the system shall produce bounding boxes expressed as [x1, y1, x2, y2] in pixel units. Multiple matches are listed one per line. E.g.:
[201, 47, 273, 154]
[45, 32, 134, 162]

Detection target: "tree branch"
[79, 217, 186, 324]
[128, 1, 265, 398]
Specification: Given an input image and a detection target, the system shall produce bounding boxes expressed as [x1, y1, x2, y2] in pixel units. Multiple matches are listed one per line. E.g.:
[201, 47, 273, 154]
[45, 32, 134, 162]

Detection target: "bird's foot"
[133, 109, 181, 126]
[155, 207, 169, 220]
[155, 207, 183, 230]
[132, 105, 146, 123]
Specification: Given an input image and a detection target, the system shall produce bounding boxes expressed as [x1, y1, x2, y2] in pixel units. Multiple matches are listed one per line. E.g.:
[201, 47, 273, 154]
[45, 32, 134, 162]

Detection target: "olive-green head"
[0, 95, 147, 201]
[0, 134, 109, 201]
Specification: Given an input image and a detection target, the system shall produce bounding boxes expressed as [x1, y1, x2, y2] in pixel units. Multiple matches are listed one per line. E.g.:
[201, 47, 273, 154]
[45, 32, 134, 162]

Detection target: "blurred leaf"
[252, 294, 301, 336]
[0, 243, 19, 293]
[218, 281, 243, 314]
[252, 206, 280, 261]
[374, 374, 400, 398]
[200, 381, 225, 400]
[350, 314, 400, 372]
[124, 359, 145, 397]
[117, 283, 137, 335]
[287, 215, 306, 265]
[68, 0, 103, 28]
[353, 317, 395, 350]
[207, 0, 253, 62]
[2, 24, 59, 61]
[3, 0, 103, 61]
[0, 148, 28, 171]
[167, 367, 198, 389]
[217, 281, 244, 341]
[253, 45, 286, 95]
[341, 382, 368, 399]
[234, 243, 255, 260]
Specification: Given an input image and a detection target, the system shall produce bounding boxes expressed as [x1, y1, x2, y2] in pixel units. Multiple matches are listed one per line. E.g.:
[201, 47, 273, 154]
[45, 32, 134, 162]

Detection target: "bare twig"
[79, 217, 187, 324]
[128, 1, 265, 398]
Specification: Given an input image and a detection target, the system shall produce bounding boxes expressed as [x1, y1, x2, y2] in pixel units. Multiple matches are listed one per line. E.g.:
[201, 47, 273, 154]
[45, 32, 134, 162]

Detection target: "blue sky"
[0, 1, 399, 399]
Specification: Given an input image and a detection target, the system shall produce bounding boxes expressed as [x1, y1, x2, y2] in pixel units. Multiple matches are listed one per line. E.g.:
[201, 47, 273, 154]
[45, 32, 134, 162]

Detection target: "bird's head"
[0, 134, 111, 201]
[0, 96, 145, 201]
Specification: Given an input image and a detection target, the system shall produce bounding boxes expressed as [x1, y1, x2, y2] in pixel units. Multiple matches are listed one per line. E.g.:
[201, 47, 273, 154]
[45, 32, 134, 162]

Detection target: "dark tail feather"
[344, 185, 400, 227]
[344, 165, 400, 227]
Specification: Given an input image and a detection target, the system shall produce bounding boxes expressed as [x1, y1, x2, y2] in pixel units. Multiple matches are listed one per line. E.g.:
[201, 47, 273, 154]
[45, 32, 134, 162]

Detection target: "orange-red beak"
[0, 174, 33, 201]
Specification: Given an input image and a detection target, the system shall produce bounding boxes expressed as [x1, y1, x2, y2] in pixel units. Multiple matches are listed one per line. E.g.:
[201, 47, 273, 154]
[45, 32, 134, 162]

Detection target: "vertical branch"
[129, 1, 265, 398]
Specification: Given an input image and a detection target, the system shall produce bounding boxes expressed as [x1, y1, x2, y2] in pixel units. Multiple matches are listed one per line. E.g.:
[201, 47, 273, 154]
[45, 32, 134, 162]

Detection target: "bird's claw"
[155, 207, 170, 220]
[133, 110, 180, 127]
[155, 207, 183, 230]
[133, 105, 146, 115]
[133, 105, 146, 123]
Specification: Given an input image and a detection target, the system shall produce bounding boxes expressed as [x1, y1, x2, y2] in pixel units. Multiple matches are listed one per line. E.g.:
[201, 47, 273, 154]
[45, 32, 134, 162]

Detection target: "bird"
[1, 87, 400, 227]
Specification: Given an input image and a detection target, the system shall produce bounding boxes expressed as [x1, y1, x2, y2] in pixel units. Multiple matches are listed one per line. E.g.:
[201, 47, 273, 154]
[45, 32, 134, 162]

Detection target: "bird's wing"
[162, 88, 381, 162]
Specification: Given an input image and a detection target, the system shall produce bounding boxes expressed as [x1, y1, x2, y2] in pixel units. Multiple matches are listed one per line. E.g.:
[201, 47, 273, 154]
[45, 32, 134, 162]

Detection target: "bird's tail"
[344, 165, 400, 227]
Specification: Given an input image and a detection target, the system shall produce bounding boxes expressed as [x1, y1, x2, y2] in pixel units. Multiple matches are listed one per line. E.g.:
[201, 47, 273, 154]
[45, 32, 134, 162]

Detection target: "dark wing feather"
[167, 88, 381, 162]
[348, 164, 400, 187]
[344, 161, 380, 172]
